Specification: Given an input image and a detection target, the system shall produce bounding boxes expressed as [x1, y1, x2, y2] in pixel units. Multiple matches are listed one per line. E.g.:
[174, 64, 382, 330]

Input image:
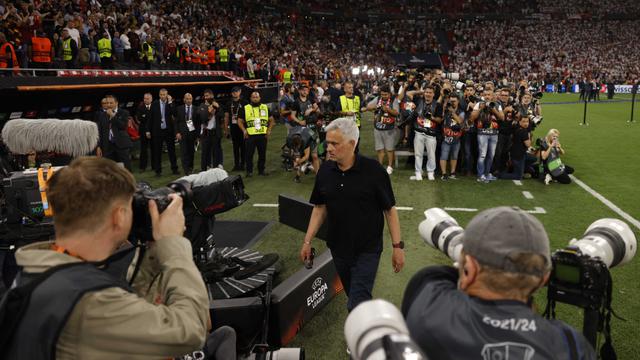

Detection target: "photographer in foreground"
[5, 157, 231, 359]
[402, 207, 595, 359]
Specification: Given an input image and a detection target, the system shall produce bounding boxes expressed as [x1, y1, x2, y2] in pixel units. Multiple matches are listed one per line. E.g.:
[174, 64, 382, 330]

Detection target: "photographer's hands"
[149, 194, 185, 242]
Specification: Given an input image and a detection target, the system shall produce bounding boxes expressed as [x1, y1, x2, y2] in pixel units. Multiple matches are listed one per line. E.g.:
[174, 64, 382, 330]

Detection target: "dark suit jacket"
[149, 100, 175, 137]
[109, 108, 133, 149]
[136, 103, 152, 135]
[174, 104, 203, 136]
[93, 110, 110, 152]
[199, 101, 223, 138]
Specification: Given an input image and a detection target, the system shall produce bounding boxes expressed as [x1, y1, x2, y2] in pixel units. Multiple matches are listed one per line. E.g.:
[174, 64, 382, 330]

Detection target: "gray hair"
[325, 117, 359, 143]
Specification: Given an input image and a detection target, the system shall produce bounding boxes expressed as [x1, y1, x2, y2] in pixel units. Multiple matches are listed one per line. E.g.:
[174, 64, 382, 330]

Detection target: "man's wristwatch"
[392, 241, 404, 249]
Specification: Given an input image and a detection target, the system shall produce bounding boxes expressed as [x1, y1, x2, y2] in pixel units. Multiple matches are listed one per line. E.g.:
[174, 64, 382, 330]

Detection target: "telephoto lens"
[344, 300, 428, 360]
[418, 208, 464, 264]
[569, 218, 636, 268]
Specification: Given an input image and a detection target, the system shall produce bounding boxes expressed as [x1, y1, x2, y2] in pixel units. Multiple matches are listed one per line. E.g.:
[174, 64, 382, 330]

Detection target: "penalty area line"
[570, 175, 640, 231]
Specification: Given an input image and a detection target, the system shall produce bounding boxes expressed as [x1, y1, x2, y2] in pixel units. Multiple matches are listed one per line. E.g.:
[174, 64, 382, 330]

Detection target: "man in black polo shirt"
[299, 118, 405, 312]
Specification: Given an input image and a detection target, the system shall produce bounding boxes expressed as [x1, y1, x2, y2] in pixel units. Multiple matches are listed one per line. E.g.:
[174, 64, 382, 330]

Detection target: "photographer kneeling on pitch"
[403, 207, 596, 359]
[2, 157, 235, 359]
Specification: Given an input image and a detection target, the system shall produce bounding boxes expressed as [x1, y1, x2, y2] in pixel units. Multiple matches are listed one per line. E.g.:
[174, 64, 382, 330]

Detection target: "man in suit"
[150, 88, 179, 177]
[175, 93, 202, 175]
[103, 95, 133, 171]
[200, 88, 223, 171]
[136, 92, 153, 171]
[94, 97, 109, 158]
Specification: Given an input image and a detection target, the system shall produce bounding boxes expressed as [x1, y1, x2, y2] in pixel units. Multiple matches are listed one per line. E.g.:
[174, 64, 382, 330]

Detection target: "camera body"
[131, 180, 192, 243]
[549, 247, 609, 309]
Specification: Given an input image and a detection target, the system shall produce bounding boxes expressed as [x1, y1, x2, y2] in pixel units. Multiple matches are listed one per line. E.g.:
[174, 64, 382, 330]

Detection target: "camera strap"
[599, 270, 618, 360]
[37, 167, 55, 217]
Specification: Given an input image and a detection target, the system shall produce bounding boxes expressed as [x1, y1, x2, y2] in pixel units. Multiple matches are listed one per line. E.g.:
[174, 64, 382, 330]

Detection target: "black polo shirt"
[310, 155, 395, 258]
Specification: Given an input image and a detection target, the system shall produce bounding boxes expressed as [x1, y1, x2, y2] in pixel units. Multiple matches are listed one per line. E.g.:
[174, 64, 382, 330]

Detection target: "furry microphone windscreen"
[1, 118, 99, 157]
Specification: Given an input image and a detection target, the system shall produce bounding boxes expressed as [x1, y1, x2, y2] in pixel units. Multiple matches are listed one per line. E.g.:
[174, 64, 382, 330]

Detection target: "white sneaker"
[427, 172, 435, 181]
[410, 172, 423, 181]
[544, 174, 552, 185]
[386, 166, 393, 175]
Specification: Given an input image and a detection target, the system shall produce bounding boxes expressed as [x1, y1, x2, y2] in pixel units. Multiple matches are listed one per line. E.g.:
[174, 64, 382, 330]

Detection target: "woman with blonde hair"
[540, 128, 574, 184]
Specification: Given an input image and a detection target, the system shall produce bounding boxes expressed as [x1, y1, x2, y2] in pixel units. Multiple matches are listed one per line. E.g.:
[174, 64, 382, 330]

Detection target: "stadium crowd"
[1, 0, 638, 85]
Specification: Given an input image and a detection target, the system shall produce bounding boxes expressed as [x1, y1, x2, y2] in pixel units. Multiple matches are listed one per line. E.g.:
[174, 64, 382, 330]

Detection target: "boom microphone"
[1, 119, 98, 157]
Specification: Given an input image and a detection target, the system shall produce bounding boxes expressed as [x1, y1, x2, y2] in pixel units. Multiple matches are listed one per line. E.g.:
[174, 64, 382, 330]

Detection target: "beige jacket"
[14, 236, 209, 360]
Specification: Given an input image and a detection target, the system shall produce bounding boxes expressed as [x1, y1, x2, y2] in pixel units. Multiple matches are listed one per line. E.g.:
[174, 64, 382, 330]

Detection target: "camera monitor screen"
[554, 263, 580, 284]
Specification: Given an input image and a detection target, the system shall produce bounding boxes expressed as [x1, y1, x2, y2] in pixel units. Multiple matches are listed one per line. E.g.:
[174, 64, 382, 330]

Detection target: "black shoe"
[232, 165, 242, 171]
[172, 169, 180, 175]
[245, 172, 253, 178]
[294, 176, 301, 183]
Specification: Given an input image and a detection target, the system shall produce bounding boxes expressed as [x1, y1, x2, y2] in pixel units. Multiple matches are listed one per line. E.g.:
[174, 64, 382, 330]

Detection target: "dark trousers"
[151, 130, 178, 174]
[201, 129, 223, 171]
[245, 134, 267, 174]
[230, 124, 245, 169]
[100, 56, 113, 69]
[493, 133, 512, 173]
[106, 144, 131, 171]
[331, 251, 381, 312]
[549, 165, 575, 184]
[461, 131, 478, 174]
[180, 130, 198, 174]
[139, 135, 150, 170]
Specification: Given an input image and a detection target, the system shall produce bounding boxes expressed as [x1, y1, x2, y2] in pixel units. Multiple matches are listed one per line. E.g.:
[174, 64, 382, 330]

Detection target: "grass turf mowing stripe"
[570, 175, 640, 230]
[522, 191, 534, 199]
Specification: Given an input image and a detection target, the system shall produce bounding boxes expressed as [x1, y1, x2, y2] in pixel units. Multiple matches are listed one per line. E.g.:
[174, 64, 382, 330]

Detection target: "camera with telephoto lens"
[441, 72, 460, 81]
[548, 218, 636, 309]
[344, 299, 428, 360]
[131, 180, 192, 242]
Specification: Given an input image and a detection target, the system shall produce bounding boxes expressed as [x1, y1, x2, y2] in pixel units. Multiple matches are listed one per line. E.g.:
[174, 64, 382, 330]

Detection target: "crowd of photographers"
[280, 70, 574, 185]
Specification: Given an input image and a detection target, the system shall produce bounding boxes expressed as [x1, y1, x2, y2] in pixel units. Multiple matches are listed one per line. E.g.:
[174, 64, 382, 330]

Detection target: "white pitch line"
[253, 203, 279, 208]
[444, 207, 479, 212]
[526, 207, 547, 214]
[570, 175, 640, 230]
[513, 180, 523, 186]
[522, 191, 534, 200]
[396, 206, 414, 211]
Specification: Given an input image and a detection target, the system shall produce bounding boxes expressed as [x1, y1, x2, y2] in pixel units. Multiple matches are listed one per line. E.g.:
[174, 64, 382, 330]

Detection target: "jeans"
[477, 134, 498, 177]
[331, 251, 381, 312]
[440, 141, 461, 161]
[414, 132, 437, 174]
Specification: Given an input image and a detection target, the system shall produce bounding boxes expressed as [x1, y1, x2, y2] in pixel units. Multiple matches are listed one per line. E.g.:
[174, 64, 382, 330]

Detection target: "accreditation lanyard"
[37, 167, 55, 217]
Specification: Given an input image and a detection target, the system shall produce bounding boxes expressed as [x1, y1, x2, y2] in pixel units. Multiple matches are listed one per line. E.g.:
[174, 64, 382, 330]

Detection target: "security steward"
[179, 42, 191, 70]
[61, 28, 78, 69]
[97, 32, 113, 69]
[338, 81, 365, 129]
[218, 45, 229, 71]
[141, 36, 154, 70]
[237, 91, 274, 177]
[0, 32, 20, 75]
[29, 31, 53, 71]
[205, 46, 216, 70]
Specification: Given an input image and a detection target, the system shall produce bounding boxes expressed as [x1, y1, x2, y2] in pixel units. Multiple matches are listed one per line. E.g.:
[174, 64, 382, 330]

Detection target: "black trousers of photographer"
[493, 133, 512, 174]
[245, 134, 267, 175]
[200, 129, 223, 171]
